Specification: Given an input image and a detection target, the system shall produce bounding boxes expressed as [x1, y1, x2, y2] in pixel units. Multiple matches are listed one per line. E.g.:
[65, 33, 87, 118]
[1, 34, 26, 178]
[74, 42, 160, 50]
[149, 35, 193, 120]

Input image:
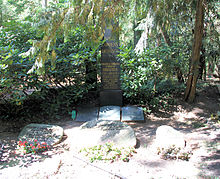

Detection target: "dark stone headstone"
[18, 124, 64, 146]
[122, 106, 145, 122]
[76, 107, 98, 122]
[100, 90, 122, 106]
[99, 106, 120, 121]
[100, 23, 122, 106]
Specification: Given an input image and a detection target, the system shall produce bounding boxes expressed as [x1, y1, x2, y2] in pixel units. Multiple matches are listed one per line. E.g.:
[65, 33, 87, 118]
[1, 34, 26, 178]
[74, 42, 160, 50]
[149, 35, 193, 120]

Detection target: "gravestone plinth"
[76, 107, 98, 122]
[122, 106, 145, 122]
[100, 24, 122, 106]
[18, 124, 64, 146]
[99, 106, 120, 121]
[100, 90, 122, 106]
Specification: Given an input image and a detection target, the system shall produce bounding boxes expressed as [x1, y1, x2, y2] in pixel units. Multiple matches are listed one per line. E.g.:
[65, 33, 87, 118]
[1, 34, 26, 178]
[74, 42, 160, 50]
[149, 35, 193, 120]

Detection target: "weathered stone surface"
[76, 107, 98, 122]
[76, 120, 136, 148]
[122, 106, 145, 122]
[100, 90, 123, 106]
[18, 124, 64, 146]
[155, 125, 186, 149]
[99, 106, 120, 121]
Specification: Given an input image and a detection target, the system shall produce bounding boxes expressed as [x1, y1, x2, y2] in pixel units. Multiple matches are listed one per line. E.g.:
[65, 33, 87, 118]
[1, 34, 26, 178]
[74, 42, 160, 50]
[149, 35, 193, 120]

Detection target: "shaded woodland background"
[0, 0, 219, 124]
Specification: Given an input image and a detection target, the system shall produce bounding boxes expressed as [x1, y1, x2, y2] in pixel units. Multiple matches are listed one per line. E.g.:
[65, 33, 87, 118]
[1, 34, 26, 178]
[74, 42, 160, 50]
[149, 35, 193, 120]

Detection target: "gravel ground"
[1, 118, 219, 179]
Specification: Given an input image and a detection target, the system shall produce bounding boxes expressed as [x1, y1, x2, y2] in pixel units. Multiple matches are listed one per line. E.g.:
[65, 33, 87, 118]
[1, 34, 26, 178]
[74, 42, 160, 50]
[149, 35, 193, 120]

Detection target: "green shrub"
[118, 46, 185, 106]
[0, 26, 99, 121]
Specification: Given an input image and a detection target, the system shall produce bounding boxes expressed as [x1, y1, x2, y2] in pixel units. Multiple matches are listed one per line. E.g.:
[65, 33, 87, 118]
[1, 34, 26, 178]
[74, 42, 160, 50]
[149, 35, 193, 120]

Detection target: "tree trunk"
[42, 0, 48, 8]
[0, 10, 2, 27]
[184, 0, 204, 103]
[133, 1, 141, 48]
[133, 19, 138, 47]
[0, 0, 3, 26]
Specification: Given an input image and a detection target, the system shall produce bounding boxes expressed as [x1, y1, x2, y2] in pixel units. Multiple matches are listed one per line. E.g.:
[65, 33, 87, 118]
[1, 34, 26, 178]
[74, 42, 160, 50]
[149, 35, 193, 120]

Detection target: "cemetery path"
[0, 85, 220, 178]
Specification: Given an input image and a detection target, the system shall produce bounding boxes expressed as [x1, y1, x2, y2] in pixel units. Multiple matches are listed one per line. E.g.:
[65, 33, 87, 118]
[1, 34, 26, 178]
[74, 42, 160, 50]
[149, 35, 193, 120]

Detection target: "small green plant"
[16, 139, 51, 155]
[157, 145, 193, 161]
[211, 112, 220, 123]
[149, 93, 175, 111]
[79, 142, 136, 163]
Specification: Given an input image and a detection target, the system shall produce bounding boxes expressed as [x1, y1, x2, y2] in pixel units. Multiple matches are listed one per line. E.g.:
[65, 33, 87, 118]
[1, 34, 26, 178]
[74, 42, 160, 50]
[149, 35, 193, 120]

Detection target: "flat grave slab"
[76, 107, 99, 122]
[18, 123, 64, 146]
[77, 120, 136, 148]
[99, 106, 120, 121]
[122, 106, 145, 122]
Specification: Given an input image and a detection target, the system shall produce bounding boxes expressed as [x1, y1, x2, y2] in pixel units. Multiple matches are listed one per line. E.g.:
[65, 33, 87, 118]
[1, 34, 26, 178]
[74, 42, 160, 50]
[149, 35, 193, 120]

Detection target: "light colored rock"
[73, 120, 136, 149]
[155, 125, 186, 149]
[18, 123, 64, 146]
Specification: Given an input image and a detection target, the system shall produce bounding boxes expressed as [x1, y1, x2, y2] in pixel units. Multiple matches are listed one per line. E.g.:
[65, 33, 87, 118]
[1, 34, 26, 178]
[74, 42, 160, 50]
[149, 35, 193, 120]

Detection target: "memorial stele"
[100, 23, 122, 106]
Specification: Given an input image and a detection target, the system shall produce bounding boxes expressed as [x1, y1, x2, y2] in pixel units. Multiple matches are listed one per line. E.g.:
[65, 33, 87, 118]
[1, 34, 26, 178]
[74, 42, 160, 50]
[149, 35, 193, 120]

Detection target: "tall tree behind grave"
[185, 0, 205, 103]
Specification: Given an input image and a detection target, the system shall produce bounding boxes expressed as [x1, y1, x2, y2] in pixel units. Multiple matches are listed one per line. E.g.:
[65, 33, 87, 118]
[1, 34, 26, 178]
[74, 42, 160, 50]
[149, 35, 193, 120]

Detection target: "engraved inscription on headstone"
[101, 39, 119, 63]
[18, 124, 64, 146]
[101, 62, 120, 90]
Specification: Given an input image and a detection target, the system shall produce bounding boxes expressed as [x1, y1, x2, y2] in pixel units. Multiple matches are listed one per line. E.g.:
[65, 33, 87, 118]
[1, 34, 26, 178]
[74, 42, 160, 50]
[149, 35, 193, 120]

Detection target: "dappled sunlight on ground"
[0, 85, 220, 178]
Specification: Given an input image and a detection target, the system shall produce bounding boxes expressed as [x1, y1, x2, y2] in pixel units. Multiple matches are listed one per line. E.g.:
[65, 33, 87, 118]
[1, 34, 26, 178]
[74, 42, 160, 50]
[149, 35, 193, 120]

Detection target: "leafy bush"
[0, 25, 99, 122]
[118, 46, 185, 105]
